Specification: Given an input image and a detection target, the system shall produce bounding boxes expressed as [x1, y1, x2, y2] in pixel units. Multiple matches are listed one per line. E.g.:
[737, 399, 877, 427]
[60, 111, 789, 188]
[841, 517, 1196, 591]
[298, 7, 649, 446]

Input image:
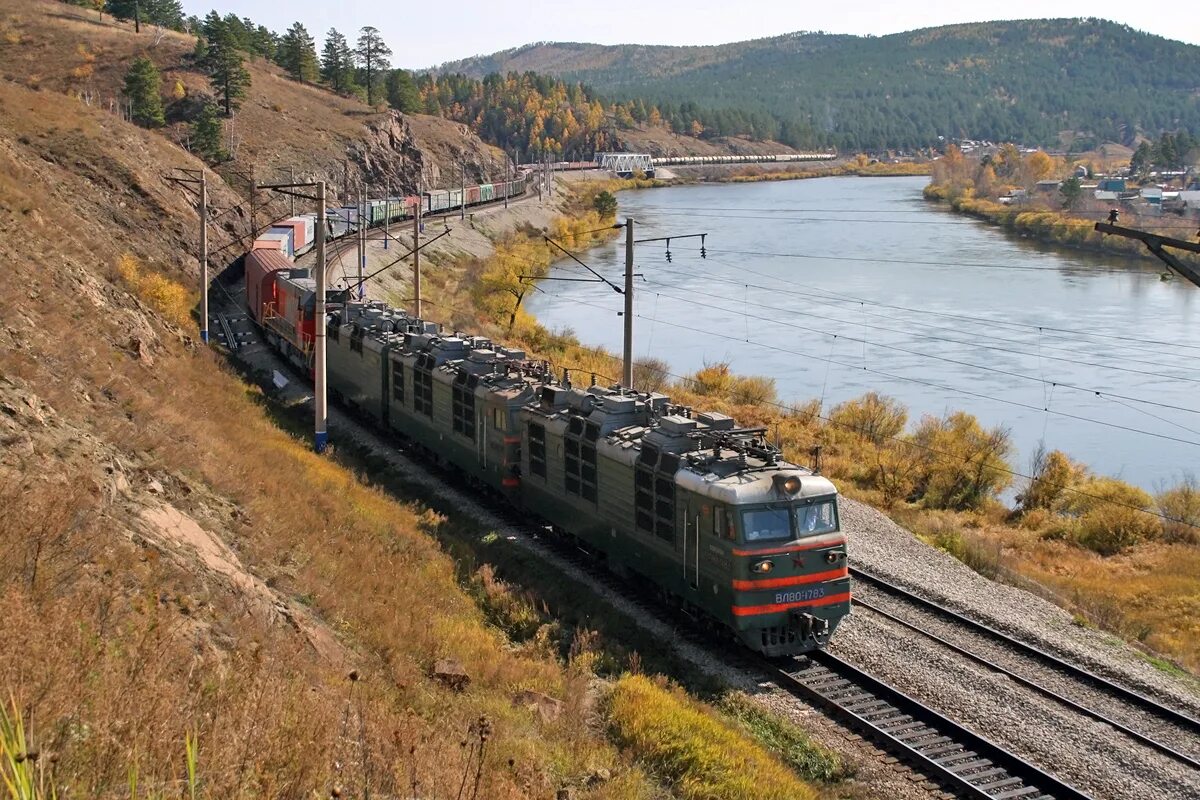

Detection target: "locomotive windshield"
[742, 506, 792, 542]
[741, 498, 839, 543]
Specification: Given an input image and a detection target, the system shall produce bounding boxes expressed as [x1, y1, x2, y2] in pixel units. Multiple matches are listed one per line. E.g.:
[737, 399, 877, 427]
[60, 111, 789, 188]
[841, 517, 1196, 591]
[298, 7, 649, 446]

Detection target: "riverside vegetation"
[923, 142, 1200, 269]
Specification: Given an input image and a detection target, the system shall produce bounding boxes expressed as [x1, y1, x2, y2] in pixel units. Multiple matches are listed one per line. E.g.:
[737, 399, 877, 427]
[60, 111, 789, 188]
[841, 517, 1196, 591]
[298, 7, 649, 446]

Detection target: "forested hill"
[436, 18, 1200, 150]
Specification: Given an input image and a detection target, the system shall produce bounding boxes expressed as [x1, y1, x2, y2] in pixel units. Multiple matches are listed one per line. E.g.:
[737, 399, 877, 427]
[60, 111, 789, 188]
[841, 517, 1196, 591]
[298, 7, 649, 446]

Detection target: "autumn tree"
[909, 411, 1013, 511]
[277, 22, 318, 83]
[320, 28, 356, 94]
[355, 26, 391, 106]
[1021, 150, 1056, 184]
[123, 56, 164, 127]
[592, 191, 617, 217]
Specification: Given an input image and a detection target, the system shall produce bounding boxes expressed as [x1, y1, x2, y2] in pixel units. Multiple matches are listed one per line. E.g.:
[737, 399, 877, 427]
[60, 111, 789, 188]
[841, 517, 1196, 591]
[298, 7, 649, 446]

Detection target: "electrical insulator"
[666, 249, 672, 263]
[700, 233, 707, 258]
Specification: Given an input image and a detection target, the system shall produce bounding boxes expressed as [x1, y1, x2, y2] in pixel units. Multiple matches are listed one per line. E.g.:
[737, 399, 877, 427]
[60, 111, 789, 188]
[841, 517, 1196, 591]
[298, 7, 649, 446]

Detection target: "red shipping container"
[245, 248, 293, 326]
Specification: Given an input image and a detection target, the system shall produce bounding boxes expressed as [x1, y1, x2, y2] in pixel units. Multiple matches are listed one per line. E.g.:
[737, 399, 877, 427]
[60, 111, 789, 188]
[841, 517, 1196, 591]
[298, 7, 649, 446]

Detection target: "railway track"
[774, 652, 1091, 799]
[849, 566, 1200, 771]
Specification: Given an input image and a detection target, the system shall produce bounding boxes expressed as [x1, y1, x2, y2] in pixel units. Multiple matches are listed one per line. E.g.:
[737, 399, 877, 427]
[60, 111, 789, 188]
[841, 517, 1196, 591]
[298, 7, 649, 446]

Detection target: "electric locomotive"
[291, 298, 850, 656]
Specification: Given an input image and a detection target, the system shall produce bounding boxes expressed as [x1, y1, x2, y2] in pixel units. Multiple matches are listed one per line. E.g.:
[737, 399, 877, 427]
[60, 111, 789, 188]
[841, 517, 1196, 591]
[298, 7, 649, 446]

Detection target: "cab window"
[797, 500, 838, 536]
[742, 506, 792, 542]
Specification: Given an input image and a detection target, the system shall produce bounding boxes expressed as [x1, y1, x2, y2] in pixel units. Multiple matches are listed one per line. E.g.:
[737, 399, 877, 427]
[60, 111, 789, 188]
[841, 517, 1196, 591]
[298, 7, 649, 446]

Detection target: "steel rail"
[775, 652, 1093, 800]
[850, 567, 1200, 737]
[852, 596, 1200, 770]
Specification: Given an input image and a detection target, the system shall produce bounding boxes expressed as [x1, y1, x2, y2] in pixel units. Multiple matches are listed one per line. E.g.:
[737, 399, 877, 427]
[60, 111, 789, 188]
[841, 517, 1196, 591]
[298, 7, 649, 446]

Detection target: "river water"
[526, 176, 1200, 492]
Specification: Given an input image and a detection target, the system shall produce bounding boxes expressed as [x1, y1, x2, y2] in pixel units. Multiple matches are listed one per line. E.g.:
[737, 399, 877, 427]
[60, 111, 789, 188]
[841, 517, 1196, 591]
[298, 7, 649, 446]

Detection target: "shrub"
[1019, 447, 1086, 513]
[116, 253, 194, 328]
[690, 361, 734, 398]
[631, 356, 670, 393]
[607, 675, 818, 800]
[729, 375, 776, 406]
[1061, 477, 1161, 555]
[828, 392, 906, 445]
[592, 190, 618, 217]
[910, 411, 1013, 511]
[1156, 475, 1200, 545]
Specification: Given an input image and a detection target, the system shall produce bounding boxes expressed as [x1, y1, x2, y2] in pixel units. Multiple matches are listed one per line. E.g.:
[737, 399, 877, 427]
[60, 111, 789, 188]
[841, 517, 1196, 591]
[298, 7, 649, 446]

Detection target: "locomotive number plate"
[775, 587, 826, 604]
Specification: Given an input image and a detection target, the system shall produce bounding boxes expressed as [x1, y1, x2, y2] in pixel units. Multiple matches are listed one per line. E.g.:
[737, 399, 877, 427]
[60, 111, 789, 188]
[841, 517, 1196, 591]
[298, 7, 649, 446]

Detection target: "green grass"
[718, 693, 850, 784]
[607, 676, 819, 800]
[1138, 652, 1189, 679]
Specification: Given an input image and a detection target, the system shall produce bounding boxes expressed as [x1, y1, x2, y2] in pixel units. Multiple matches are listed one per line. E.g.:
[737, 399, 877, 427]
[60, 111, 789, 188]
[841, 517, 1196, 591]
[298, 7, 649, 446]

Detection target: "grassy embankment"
[459, 178, 1200, 677]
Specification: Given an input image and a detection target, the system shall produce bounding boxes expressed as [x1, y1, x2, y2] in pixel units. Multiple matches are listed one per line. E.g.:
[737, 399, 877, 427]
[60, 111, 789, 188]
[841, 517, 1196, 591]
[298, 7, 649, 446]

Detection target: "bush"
[1156, 475, 1200, 545]
[607, 675, 818, 800]
[593, 190, 618, 217]
[910, 411, 1013, 511]
[1019, 448, 1086, 513]
[828, 392, 906, 445]
[117, 253, 194, 329]
[729, 375, 777, 406]
[690, 361, 734, 397]
[1061, 477, 1161, 555]
[632, 356, 670, 393]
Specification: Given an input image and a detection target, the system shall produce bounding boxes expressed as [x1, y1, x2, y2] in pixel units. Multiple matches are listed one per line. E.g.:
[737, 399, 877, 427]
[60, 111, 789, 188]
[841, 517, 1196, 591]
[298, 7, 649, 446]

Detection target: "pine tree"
[123, 56, 165, 127]
[191, 102, 224, 162]
[320, 29, 356, 94]
[385, 68, 420, 113]
[354, 26, 391, 106]
[202, 17, 250, 116]
[278, 22, 318, 83]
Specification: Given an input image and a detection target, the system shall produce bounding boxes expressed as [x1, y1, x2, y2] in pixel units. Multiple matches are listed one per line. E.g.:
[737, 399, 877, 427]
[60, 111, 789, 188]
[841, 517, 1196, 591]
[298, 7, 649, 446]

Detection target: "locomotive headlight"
[825, 551, 843, 564]
[751, 559, 774, 574]
[782, 476, 802, 494]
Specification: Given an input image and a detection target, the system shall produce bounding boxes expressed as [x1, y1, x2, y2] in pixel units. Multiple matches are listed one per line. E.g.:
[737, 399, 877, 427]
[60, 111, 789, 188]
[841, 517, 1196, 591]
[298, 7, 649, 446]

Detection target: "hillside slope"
[438, 18, 1200, 149]
[1, 0, 508, 203]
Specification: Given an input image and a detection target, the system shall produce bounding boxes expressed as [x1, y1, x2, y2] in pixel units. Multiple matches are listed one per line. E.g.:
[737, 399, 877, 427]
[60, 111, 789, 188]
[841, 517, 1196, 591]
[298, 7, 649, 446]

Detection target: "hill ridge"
[435, 17, 1200, 150]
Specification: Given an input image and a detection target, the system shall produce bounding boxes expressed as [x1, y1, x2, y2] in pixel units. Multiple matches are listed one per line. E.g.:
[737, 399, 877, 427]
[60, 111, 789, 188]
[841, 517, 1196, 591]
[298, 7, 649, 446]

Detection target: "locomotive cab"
[729, 488, 850, 655]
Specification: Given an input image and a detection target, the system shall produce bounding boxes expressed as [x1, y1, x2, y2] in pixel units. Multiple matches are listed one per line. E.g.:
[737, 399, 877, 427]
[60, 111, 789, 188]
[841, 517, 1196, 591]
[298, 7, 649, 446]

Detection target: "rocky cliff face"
[349, 112, 510, 195]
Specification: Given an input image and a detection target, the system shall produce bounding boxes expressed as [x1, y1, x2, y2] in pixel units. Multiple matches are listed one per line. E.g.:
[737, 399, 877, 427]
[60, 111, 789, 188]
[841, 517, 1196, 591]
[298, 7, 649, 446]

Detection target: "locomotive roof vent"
[658, 415, 698, 436]
[500, 347, 526, 361]
[599, 395, 637, 414]
[696, 411, 735, 431]
[468, 348, 496, 363]
[539, 385, 570, 409]
[646, 393, 671, 413]
[565, 390, 596, 414]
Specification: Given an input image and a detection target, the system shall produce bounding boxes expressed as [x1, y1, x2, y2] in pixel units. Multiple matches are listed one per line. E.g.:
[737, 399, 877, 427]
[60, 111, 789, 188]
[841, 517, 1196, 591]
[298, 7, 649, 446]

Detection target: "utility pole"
[622, 217, 634, 387]
[199, 173, 209, 343]
[315, 180, 328, 452]
[288, 166, 296, 217]
[343, 158, 349, 204]
[504, 156, 510, 209]
[248, 163, 256, 245]
[413, 200, 422, 317]
[461, 161, 466, 220]
[357, 183, 365, 298]
[164, 168, 209, 344]
[384, 182, 390, 250]
[255, 178, 332, 452]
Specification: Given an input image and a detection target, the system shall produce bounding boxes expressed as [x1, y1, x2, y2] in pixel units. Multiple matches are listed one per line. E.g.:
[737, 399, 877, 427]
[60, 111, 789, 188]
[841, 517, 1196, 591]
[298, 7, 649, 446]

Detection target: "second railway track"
[849, 566, 1200, 771]
[774, 652, 1091, 799]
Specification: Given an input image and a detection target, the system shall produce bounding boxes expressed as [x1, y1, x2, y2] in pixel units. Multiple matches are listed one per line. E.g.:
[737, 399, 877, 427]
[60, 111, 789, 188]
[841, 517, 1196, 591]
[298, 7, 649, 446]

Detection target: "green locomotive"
[324, 300, 850, 656]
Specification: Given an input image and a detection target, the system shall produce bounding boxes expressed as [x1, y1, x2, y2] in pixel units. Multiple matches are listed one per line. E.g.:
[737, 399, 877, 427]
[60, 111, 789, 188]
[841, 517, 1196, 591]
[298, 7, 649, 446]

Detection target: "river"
[526, 176, 1200, 492]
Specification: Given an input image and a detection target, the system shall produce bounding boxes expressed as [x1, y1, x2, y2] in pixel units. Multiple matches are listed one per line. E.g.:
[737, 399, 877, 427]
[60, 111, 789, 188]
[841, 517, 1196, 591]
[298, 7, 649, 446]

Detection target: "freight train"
[240, 186, 850, 657]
